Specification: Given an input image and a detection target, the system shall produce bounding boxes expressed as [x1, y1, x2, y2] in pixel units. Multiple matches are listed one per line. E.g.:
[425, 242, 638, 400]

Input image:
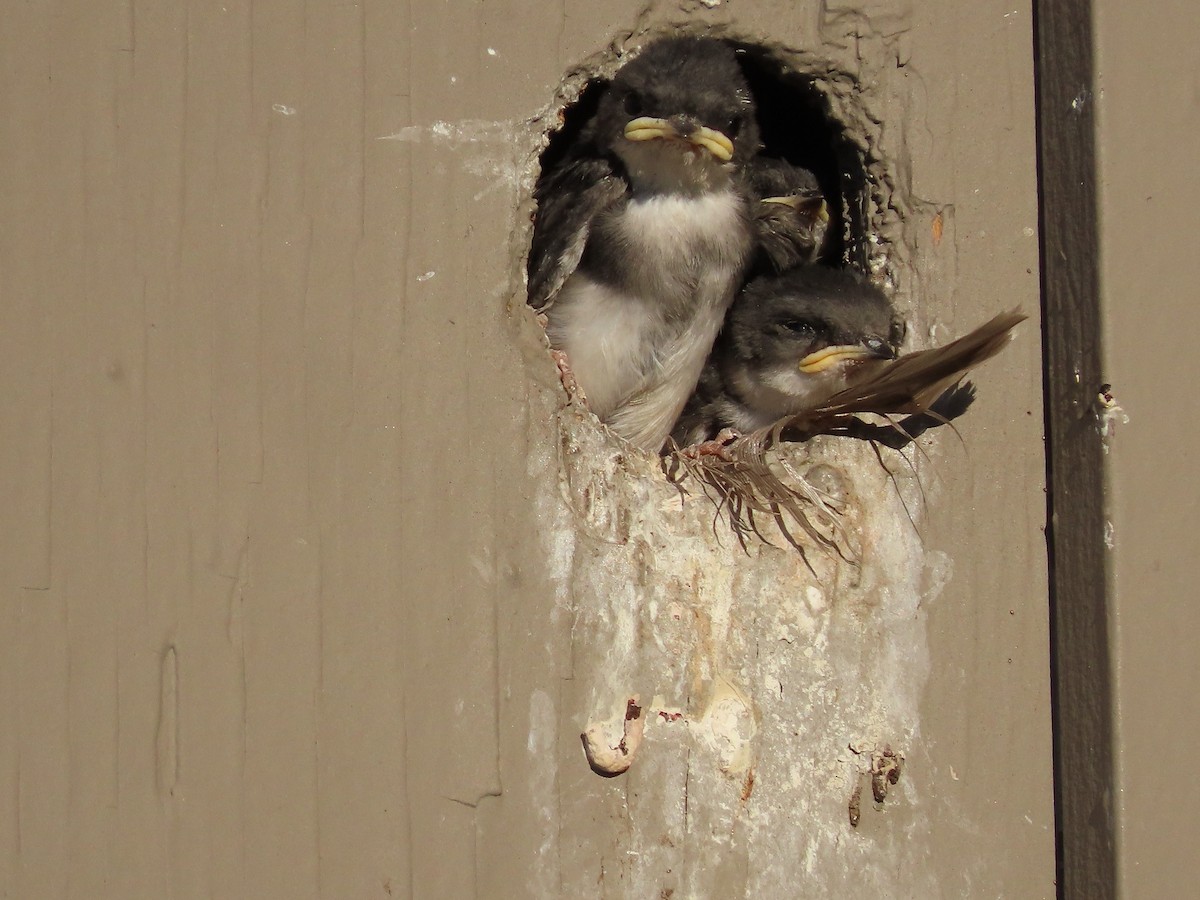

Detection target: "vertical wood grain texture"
[1033, 1, 1116, 896]
[1093, 1, 1200, 896]
[0, 1, 1054, 897]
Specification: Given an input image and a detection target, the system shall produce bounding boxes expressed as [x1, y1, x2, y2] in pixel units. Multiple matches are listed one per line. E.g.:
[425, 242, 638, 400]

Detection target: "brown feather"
[663, 309, 1027, 556]
[777, 309, 1027, 436]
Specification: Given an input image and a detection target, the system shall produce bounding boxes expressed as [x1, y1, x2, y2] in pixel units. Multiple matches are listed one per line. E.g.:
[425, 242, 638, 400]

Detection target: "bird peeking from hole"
[527, 36, 761, 453]
[745, 156, 831, 273]
[528, 35, 1019, 474]
[672, 266, 902, 447]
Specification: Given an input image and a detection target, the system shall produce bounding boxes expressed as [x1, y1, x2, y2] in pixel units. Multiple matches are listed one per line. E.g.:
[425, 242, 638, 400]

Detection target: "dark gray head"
[593, 37, 760, 190]
[715, 267, 901, 417]
[747, 156, 821, 199]
[745, 157, 829, 270]
[727, 267, 900, 368]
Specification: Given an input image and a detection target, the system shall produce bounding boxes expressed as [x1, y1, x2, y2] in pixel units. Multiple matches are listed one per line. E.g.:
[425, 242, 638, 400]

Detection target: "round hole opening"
[529, 38, 873, 290]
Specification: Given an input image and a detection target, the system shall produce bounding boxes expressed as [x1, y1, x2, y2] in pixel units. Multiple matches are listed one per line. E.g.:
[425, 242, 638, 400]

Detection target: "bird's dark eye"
[623, 91, 643, 117]
[727, 115, 742, 138]
[777, 319, 817, 337]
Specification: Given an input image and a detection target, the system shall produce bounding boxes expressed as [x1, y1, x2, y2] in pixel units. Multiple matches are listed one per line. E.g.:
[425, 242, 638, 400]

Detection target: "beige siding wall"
[1094, 1, 1200, 895]
[1, 1, 1055, 896]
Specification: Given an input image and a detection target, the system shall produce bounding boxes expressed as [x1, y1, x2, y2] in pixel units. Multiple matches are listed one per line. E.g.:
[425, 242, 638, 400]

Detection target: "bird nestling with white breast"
[527, 36, 761, 452]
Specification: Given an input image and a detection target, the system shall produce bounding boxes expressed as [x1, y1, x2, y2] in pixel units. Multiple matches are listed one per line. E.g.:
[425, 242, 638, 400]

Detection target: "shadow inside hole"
[732, 43, 869, 272]
[535, 77, 607, 186]
[529, 39, 871, 288]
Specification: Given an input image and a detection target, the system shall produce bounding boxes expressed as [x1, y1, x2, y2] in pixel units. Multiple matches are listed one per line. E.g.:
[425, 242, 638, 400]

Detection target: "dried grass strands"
[664, 310, 1028, 555]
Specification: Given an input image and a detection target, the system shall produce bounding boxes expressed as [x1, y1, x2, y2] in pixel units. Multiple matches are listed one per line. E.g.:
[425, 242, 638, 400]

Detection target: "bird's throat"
[615, 138, 732, 197]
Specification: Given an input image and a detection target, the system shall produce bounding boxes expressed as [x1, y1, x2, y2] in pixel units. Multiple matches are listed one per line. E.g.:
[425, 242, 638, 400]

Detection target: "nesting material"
[663, 310, 1027, 555]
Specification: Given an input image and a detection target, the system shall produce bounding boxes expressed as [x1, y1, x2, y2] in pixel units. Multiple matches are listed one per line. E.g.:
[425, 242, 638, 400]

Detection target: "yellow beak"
[762, 195, 830, 223]
[623, 116, 735, 161]
[798, 344, 883, 374]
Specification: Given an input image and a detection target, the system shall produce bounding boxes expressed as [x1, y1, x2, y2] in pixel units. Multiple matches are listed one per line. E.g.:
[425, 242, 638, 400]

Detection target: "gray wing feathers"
[526, 156, 626, 311]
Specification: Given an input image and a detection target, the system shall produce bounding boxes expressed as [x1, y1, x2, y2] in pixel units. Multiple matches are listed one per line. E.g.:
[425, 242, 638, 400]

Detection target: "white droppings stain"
[272, 103, 297, 116]
[1098, 388, 1129, 452]
[804, 840, 818, 874]
[927, 321, 951, 345]
[923, 550, 954, 606]
[805, 584, 827, 613]
[381, 119, 519, 145]
[1022, 226, 1036, 237]
[528, 689, 555, 756]
[1104, 520, 1115, 550]
[694, 676, 756, 774]
[379, 118, 524, 193]
[527, 425, 576, 611]
[486, 47, 497, 56]
[449, 75, 457, 84]
[527, 690, 559, 897]
[417, 271, 436, 282]
[528, 401, 943, 893]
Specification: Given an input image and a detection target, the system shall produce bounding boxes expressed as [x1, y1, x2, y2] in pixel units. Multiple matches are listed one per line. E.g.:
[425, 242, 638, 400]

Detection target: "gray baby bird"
[746, 156, 830, 272]
[528, 37, 760, 452]
[671, 265, 900, 446]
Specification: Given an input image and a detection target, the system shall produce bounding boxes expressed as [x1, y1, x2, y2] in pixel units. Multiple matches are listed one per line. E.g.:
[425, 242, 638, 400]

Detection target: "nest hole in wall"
[529, 39, 877, 282]
[730, 40, 867, 272]
[523, 36, 1025, 558]
[524, 37, 893, 556]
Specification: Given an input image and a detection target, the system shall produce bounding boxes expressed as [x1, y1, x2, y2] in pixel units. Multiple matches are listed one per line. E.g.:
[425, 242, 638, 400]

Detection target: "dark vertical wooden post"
[1033, 3, 1116, 896]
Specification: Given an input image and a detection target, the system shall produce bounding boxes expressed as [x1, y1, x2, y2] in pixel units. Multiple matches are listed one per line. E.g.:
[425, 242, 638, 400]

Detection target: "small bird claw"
[551, 349, 589, 408]
[682, 428, 740, 461]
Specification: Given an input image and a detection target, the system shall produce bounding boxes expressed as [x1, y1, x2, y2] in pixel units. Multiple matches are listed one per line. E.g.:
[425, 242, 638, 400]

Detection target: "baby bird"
[671, 266, 900, 446]
[746, 157, 830, 273]
[527, 37, 760, 452]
